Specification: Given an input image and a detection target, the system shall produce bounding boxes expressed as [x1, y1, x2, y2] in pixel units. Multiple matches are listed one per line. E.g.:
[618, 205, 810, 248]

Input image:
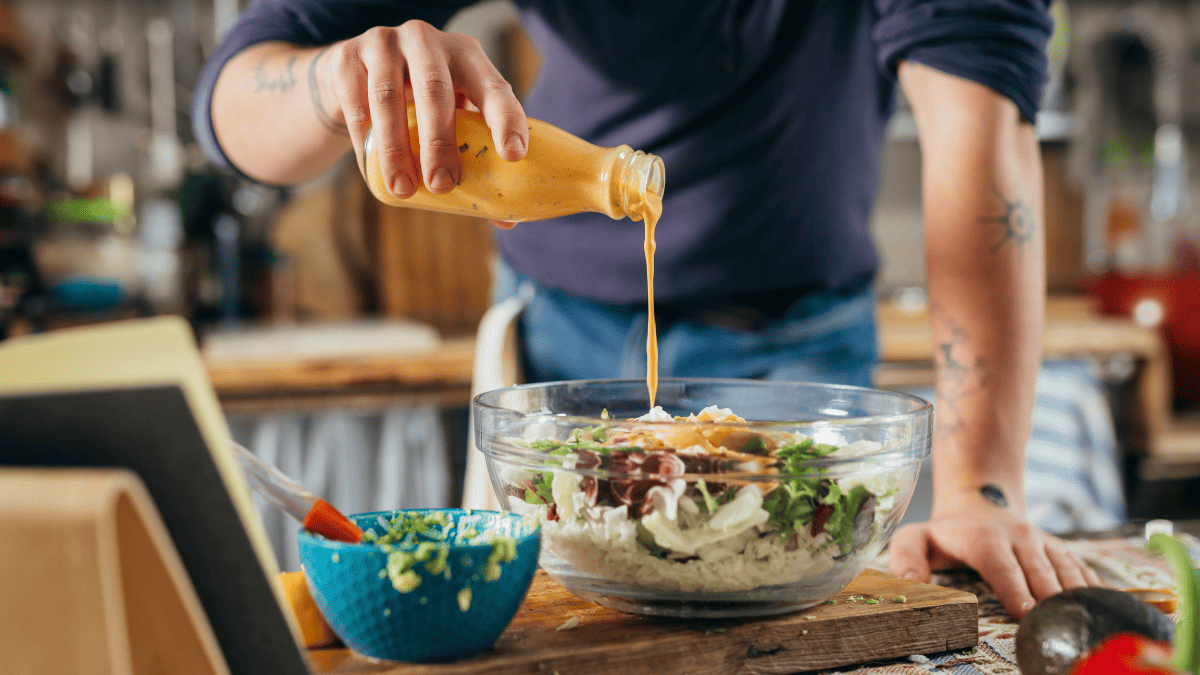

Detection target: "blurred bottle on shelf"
[1101, 138, 1151, 273]
[1146, 124, 1189, 271]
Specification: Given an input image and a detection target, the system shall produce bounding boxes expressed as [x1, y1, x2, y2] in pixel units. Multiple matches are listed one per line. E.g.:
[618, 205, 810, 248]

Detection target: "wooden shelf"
[205, 335, 476, 405]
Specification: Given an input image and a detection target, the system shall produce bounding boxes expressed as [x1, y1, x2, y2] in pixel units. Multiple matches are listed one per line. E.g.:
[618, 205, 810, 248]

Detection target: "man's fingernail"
[391, 174, 415, 197]
[505, 134, 526, 157]
[430, 168, 454, 192]
[902, 570, 921, 581]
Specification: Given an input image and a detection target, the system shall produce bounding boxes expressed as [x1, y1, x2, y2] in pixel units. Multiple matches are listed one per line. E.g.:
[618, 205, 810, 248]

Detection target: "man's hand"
[318, 21, 528, 197]
[889, 510, 1102, 619]
[212, 21, 528, 192]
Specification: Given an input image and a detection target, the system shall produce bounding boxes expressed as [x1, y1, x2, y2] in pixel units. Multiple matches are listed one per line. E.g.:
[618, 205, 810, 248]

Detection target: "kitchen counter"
[302, 529, 1197, 675]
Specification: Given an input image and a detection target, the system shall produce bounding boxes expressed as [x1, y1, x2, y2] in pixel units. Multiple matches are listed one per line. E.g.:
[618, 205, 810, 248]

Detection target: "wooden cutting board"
[308, 569, 978, 674]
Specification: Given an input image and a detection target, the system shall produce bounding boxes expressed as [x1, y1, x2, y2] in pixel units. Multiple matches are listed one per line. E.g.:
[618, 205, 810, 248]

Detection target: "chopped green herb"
[374, 511, 450, 547]
[383, 608, 391, 617]
[425, 547, 450, 576]
[387, 551, 415, 576]
[821, 484, 873, 555]
[696, 478, 718, 513]
[716, 486, 739, 505]
[481, 536, 517, 582]
[636, 522, 668, 558]
[864, 598, 879, 605]
[740, 436, 767, 455]
[801, 629, 808, 635]
[894, 596, 907, 603]
[519, 437, 633, 456]
[377, 569, 387, 580]
[412, 542, 438, 562]
[331, 552, 340, 563]
[393, 569, 421, 593]
[824, 600, 837, 605]
[457, 587, 472, 612]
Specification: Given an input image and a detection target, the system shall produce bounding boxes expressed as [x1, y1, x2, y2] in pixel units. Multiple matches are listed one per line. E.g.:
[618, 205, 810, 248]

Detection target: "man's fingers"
[327, 46, 372, 177]
[359, 29, 419, 198]
[974, 541, 1038, 618]
[1080, 558, 1104, 587]
[400, 21, 461, 194]
[1013, 531, 1064, 601]
[489, 219, 517, 229]
[1044, 542, 1089, 591]
[887, 523, 933, 583]
[452, 38, 527, 161]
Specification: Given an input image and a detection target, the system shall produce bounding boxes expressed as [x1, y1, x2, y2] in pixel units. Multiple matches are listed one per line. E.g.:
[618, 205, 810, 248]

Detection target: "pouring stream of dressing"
[628, 193, 662, 407]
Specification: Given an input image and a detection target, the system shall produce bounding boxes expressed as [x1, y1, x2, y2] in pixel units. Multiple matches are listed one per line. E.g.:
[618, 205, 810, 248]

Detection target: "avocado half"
[1015, 587, 1175, 675]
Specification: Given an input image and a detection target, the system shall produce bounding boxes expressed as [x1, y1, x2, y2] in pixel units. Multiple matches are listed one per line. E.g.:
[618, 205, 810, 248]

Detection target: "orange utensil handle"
[303, 499, 364, 543]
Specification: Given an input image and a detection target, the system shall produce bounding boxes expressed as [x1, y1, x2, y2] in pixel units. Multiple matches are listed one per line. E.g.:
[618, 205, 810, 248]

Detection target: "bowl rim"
[473, 378, 932, 475]
[297, 508, 541, 551]
[473, 377, 933, 431]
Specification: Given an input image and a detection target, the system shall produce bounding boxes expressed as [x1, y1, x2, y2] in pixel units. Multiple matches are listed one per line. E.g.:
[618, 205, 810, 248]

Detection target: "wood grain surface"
[307, 569, 978, 675]
[204, 336, 476, 398]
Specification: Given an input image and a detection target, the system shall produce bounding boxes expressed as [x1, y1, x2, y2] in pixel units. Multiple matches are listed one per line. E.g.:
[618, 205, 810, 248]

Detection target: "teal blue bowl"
[298, 509, 540, 663]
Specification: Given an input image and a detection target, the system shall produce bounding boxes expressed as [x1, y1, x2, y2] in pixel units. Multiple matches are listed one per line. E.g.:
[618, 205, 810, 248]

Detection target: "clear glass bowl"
[473, 379, 933, 618]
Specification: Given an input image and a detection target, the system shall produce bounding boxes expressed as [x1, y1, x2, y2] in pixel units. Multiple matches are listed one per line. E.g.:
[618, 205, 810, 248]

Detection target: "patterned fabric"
[827, 534, 1197, 674]
[904, 359, 1127, 534]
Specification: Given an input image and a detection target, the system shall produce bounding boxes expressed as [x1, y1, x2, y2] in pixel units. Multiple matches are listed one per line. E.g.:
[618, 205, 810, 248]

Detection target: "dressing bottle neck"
[610, 147, 665, 221]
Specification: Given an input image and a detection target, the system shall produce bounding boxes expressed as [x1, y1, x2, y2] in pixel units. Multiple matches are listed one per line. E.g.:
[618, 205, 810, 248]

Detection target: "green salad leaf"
[821, 485, 872, 554]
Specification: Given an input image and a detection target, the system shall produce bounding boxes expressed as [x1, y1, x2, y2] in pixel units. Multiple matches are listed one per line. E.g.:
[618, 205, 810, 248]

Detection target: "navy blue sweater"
[194, 0, 1052, 305]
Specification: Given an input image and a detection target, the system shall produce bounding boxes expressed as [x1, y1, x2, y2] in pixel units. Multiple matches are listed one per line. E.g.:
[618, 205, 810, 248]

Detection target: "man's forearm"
[212, 42, 353, 183]
[899, 61, 1046, 517]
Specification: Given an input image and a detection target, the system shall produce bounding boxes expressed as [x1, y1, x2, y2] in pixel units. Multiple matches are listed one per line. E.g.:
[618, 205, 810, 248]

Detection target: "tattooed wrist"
[308, 46, 349, 136]
[980, 483, 1009, 508]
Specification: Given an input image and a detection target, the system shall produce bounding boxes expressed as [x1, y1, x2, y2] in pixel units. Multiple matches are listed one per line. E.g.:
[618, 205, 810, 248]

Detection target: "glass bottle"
[362, 104, 664, 223]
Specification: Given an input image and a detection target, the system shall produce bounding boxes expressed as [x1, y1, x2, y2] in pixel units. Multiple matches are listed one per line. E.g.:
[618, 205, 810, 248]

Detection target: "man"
[194, 0, 1102, 618]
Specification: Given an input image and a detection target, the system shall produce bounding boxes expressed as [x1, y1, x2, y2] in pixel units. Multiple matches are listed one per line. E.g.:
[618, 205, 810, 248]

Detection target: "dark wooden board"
[309, 568, 978, 675]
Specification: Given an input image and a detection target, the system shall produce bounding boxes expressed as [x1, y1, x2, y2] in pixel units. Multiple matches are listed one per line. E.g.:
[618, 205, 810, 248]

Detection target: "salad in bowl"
[473, 379, 932, 618]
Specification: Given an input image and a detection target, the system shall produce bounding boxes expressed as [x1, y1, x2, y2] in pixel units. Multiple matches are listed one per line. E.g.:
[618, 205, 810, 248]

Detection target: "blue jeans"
[493, 261, 878, 387]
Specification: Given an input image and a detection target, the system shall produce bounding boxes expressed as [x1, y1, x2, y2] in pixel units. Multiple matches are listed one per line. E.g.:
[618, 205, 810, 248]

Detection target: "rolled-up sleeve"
[874, 0, 1054, 122]
[192, 0, 468, 171]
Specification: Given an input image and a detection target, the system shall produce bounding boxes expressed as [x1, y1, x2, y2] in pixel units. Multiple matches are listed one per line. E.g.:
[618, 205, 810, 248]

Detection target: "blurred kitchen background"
[1, 0, 1198, 569]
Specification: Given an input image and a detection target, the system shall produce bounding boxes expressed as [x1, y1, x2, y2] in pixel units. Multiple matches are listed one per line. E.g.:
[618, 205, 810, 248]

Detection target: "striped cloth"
[905, 359, 1127, 534]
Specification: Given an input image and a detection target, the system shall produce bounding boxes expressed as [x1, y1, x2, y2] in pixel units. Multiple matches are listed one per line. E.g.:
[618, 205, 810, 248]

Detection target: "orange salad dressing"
[363, 103, 663, 406]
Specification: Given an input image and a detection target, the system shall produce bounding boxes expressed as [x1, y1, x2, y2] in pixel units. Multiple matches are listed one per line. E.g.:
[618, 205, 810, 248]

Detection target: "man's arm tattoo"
[308, 46, 349, 136]
[932, 306, 988, 441]
[980, 185, 1036, 255]
[253, 54, 298, 94]
[980, 483, 1009, 508]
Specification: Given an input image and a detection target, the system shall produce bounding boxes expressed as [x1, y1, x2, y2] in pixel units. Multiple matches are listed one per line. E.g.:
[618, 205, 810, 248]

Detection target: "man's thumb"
[887, 523, 933, 583]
